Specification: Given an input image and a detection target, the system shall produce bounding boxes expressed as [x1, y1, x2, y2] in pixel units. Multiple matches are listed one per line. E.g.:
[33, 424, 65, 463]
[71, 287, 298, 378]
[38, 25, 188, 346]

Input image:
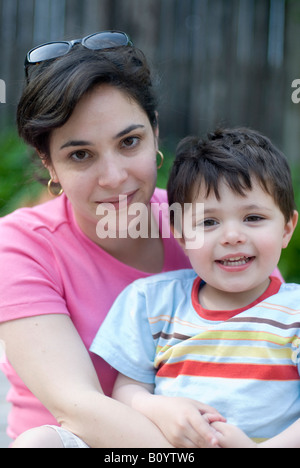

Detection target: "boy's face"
[181, 178, 298, 306]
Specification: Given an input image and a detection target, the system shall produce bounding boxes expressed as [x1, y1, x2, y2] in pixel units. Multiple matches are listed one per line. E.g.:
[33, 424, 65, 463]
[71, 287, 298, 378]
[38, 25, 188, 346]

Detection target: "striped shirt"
[91, 269, 300, 441]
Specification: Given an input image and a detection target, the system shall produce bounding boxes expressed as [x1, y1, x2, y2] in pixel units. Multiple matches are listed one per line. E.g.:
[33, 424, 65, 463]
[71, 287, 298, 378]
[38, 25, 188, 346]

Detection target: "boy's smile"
[182, 178, 298, 312]
[215, 254, 255, 272]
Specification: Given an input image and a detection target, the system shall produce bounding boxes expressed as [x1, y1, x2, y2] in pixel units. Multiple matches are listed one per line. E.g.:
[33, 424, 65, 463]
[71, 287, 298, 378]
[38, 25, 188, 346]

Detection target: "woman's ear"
[38, 152, 58, 183]
[282, 210, 298, 249]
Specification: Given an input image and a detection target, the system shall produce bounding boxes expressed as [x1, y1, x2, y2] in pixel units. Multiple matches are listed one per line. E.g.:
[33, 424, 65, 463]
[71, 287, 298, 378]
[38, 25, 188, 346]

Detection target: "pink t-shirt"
[0, 188, 190, 440]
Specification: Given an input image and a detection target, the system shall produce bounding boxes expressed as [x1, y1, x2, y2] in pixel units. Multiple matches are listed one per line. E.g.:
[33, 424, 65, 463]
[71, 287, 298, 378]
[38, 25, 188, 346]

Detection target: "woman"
[0, 31, 192, 448]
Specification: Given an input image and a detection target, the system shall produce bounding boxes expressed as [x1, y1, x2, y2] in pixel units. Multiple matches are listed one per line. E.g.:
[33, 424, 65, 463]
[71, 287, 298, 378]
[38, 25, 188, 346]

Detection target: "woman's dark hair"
[17, 45, 158, 161]
[167, 127, 296, 224]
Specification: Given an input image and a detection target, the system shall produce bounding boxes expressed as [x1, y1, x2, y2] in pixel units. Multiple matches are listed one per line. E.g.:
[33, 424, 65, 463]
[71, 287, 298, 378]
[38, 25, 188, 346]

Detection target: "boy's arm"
[113, 372, 225, 448]
[259, 419, 300, 448]
[213, 419, 300, 448]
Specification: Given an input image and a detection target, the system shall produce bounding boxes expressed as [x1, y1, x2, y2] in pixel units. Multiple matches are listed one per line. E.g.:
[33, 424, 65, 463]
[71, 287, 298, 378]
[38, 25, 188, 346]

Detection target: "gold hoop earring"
[157, 150, 164, 169]
[47, 178, 64, 197]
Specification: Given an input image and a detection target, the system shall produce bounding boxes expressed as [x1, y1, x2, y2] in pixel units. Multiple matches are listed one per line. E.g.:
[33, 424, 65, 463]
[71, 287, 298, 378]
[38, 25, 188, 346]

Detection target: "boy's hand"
[150, 396, 226, 448]
[113, 374, 226, 448]
[212, 422, 257, 448]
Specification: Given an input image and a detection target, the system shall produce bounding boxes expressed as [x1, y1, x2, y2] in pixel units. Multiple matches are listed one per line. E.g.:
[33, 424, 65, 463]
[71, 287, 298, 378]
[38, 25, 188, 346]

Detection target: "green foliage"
[156, 148, 174, 190]
[279, 172, 300, 284]
[0, 129, 44, 216]
[279, 223, 300, 283]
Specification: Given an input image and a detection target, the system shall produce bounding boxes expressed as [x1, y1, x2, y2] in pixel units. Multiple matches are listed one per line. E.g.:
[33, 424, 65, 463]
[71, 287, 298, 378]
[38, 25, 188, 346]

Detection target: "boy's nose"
[220, 223, 247, 246]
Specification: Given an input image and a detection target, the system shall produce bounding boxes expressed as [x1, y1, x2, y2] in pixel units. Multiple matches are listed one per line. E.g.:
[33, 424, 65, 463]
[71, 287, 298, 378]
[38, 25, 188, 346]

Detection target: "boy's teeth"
[220, 256, 251, 266]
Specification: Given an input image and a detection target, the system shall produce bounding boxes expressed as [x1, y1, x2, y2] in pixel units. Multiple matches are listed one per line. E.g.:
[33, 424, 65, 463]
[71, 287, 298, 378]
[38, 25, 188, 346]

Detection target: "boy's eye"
[244, 215, 264, 223]
[203, 219, 218, 227]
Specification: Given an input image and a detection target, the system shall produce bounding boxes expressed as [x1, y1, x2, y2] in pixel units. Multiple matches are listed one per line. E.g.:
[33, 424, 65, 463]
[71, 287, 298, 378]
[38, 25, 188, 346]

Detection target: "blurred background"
[0, 0, 300, 280]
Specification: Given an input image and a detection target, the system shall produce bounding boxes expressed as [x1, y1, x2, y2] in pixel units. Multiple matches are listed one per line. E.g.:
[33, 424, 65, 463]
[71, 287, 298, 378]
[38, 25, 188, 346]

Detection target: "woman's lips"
[96, 190, 138, 210]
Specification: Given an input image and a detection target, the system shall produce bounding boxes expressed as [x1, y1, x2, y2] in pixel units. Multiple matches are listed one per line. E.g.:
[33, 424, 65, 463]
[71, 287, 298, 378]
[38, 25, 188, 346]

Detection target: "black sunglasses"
[25, 30, 133, 80]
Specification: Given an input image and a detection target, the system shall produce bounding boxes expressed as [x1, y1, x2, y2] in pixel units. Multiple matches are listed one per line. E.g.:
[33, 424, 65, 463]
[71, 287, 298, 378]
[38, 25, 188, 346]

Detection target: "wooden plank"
[49, 0, 66, 40]
[33, 0, 51, 44]
[81, 0, 110, 35]
[0, 0, 18, 128]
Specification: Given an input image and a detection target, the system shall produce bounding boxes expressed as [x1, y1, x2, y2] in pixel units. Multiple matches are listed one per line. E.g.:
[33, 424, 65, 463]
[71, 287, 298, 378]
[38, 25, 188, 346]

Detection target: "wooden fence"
[0, 0, 300, 160]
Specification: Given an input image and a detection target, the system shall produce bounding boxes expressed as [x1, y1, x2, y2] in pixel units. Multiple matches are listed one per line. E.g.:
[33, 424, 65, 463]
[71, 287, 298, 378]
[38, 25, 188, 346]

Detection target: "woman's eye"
[70, 150, 90, 162]
[121, 136, 140, 148]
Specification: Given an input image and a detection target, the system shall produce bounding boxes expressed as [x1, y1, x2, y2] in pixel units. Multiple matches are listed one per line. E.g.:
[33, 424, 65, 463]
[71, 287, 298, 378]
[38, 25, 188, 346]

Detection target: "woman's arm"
[113, 372, 225, 448]
[0, 314, 172, 448]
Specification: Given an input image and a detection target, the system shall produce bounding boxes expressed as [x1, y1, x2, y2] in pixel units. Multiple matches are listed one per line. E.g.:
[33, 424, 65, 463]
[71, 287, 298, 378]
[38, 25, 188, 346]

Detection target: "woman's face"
[47, 84, 159, 240]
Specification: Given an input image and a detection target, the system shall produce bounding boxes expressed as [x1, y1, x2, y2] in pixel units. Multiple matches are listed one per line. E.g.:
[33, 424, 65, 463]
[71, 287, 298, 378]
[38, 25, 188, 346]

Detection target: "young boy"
[91, 127, 300, 448]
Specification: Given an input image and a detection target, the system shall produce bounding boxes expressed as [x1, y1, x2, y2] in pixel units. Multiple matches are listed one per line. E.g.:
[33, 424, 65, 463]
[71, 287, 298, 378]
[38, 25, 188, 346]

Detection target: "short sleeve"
[0, 215, 68, 323]
[90, 282, 156, 384]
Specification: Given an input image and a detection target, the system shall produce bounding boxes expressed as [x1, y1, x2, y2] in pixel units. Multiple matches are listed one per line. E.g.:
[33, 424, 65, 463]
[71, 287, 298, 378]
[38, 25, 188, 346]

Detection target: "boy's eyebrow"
[202, 206, 220, 214]
[201, 204, 273, 214]
[241, 204, 273, 212]
[191, 206, 217, 220]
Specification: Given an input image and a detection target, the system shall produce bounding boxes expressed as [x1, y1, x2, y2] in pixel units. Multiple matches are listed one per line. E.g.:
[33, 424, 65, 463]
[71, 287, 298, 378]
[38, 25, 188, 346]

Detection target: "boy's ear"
[282, 210, 298, 249]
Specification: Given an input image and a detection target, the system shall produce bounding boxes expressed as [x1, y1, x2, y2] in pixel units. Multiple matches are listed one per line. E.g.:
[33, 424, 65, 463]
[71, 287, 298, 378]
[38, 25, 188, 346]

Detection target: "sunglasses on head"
[24, 30, 133, 81]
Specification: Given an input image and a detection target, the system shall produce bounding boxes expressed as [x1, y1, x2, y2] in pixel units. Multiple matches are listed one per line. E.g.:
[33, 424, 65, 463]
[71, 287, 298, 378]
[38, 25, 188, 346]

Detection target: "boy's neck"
[198, 278, 271, 313]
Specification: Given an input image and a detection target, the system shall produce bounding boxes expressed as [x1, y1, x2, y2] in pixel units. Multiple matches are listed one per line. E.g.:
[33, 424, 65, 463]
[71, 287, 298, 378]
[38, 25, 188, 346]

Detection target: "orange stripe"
[156, 360, 299, 381]
[148, 314, 206, 331]
[260, 303, 300, 315]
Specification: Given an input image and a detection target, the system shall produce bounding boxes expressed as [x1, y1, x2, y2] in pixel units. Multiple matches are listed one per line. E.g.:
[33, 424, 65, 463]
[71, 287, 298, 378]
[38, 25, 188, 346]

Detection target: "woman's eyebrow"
[60, 140, 93, 150]
[114, 124, 145, 139]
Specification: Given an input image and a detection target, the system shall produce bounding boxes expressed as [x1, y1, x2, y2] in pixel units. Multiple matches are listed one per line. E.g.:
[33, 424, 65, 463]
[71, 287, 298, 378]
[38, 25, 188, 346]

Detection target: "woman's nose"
[97, 156, 128, 188]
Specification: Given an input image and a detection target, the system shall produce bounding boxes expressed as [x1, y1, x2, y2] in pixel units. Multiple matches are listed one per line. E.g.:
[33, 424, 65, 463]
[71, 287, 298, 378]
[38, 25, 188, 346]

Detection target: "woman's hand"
[113, 375, 226, 449]
[147, 395, 226, 448]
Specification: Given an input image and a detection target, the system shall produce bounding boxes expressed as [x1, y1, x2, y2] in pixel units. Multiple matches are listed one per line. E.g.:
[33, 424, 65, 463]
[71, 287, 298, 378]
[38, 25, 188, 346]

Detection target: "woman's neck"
[75, 206, 165, 274]
[100, 235, 165, 273]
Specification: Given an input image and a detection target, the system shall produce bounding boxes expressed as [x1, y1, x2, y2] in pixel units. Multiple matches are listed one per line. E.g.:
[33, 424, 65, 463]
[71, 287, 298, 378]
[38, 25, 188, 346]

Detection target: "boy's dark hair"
[17, 46, 158, 162]
[167, 128, 296, 224]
